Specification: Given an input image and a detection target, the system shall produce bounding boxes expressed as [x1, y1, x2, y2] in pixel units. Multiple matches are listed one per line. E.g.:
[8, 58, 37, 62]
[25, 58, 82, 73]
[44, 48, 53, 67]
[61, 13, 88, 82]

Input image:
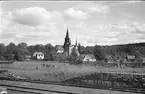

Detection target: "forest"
[0, 42, 145, 62]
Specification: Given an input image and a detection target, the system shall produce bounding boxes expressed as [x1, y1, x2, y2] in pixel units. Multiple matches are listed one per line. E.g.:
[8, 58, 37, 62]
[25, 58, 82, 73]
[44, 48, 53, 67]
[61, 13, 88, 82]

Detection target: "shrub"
[0, 55, 6, 61]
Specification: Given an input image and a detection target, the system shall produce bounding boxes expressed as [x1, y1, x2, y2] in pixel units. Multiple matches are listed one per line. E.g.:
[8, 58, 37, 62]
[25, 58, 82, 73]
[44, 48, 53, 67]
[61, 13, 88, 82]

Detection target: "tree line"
[0, 42, 56, 61]
[94, 42, 145, 61]
[0, 42, 145, 61]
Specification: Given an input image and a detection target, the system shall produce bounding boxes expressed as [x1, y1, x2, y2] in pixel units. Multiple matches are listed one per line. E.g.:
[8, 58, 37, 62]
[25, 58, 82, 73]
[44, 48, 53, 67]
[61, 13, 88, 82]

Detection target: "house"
[33, 52, 44, 60]
[105, 55, 114, 63]
[79, 54, 96, 62]
[0, 87, 7, 94]
[126, 55, 135, 62]
[56, 45, 64, 54]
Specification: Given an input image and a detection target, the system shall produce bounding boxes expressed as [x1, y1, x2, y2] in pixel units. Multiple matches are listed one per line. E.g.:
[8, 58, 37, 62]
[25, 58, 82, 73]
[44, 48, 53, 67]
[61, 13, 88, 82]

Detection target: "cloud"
[88, 4, 110, 13]
[0, 10, 2, 35]
[132, 22, 145, 33]
[63, 2, 110, 21]
[0, 22, 62, 45]
[107, 0, 142, 7]
[123, 1, 142, 4]
[64, 8, 89, 20]
[90, 21, 145, 45]
[1, 2, 145, 46]
[75, 22, 86, 28]
[0, 6, 66, 45]
[73, 2, 110, 14]
[9, 7, 62, 26]
[71, 34, 95, 46]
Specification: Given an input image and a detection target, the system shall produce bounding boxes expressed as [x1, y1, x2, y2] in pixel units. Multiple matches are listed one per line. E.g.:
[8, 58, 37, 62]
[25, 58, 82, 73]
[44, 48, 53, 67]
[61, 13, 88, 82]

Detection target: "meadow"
[0, 60, 145, 82]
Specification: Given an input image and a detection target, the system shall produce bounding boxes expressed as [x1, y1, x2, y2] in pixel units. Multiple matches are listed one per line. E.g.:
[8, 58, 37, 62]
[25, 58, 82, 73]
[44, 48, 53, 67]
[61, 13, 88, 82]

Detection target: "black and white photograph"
[0, 0, 145, 94]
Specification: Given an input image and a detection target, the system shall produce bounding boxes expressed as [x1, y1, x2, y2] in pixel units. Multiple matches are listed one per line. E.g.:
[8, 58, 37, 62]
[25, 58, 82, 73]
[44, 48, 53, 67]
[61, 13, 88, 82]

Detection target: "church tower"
[74, 40, 80, 56]
[63, 28, 71, 55]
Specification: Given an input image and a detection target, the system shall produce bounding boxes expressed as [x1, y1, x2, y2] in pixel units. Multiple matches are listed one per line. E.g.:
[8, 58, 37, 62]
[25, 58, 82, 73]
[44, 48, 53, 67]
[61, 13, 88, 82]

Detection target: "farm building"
[56, 45, 64, 54]
[33, 52, 44, 60]
[126, 55, 135, 62]
[79, 54, 96, 62]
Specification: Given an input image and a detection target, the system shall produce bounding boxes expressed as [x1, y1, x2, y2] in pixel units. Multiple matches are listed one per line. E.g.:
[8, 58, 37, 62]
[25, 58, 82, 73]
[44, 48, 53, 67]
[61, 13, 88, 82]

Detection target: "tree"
[17, 42, 29, 55]
[0, 43, 6, 56]
[94, 45, 106, 61]
[6, 43, 17, 54]
[13, 42, 30, 61]
[78, 46, 94, 54]
[66, 55, 82, 65]
[34, 44, 44, 52]
[43, 44, 56, 61]
[14, 49, 25, 61]
[124, 45, 133, 55]
[85, 46, 94, 54]
[0, 55, 5, 61]
[71, 47, 78, 57]
[53, 53, 67, 62]
[134, 50, 140, 58]
[0, 43, 7, 60]
[78, 45, 85, 54]
[28, 45, 35, 55]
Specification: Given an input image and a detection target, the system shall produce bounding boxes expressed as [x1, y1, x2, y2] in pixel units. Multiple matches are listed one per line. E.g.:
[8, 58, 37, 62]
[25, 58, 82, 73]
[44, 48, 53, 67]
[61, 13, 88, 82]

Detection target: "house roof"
[127, 55, 135, 59]
[33, 52, 44, 55]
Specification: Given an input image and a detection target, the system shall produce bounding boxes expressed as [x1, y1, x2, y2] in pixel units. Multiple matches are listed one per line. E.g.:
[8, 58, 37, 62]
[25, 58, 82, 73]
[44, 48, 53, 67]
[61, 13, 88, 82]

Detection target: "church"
[56, 28, 96, 62]
[56, 28, 80, 56]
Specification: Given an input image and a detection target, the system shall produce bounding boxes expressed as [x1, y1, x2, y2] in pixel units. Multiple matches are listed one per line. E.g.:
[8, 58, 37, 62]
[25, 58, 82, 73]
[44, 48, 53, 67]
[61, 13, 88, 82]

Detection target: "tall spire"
[75, 39, 77, 46]
[64, 27, 71, 56]
[65, 27, 69, 39]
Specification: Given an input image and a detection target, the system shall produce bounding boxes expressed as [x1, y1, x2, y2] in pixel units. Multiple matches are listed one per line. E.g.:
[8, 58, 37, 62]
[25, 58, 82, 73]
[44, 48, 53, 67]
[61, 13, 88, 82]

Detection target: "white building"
[33, 52, 44, 60]
[56, 45, 64, 54]
[80, 54, 96, 62]
[0, 87, 7, 94]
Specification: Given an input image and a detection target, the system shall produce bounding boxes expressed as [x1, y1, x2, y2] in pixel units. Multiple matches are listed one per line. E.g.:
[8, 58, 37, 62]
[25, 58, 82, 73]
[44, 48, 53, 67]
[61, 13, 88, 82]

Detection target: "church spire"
[64, 27, 71, 56]
[66, 27, 69, 39]
[75, 38, 77, 46]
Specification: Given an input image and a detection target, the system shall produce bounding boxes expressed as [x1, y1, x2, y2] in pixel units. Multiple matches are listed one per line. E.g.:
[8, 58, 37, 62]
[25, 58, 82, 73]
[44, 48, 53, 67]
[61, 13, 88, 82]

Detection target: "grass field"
[0, 60, 145, 82]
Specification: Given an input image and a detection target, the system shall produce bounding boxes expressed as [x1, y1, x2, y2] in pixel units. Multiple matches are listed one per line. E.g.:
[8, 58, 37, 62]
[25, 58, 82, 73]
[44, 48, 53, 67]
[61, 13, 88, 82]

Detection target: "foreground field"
[8, 90, 32, 94]
[0, 60, 145, 82]
[0, 80, 141, 94]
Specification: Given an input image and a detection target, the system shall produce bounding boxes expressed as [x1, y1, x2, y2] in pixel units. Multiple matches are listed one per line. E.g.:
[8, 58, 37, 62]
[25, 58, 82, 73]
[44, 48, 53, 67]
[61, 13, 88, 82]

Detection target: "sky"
[0, 1, 145, 46]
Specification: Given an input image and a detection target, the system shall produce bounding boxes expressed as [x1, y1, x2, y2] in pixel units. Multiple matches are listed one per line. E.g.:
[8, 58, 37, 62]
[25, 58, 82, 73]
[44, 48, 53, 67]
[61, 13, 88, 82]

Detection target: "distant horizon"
[1, 41, 145, 47]
[1, 1, 145, 46]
